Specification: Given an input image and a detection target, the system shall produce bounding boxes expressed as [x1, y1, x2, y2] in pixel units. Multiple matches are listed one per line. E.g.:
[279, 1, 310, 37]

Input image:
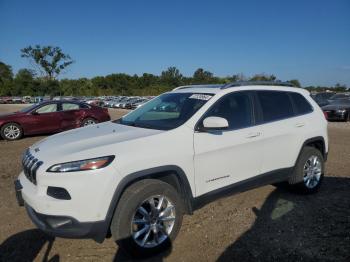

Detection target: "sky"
[1, 0, 349, 86]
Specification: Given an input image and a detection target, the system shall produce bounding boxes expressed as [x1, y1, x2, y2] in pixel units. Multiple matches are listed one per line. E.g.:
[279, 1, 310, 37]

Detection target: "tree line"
[0, 45, 347, 97]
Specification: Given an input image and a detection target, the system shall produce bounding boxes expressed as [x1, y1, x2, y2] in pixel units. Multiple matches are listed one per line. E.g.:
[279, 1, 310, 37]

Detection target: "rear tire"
[288, 146, 324, 194]
[110, 179, 183, 257]
[0, 123, 23, 141]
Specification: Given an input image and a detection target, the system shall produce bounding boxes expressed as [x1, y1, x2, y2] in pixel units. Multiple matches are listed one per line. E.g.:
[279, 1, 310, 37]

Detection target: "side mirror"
[202, 116, 229, 130]
[31, 111, 39, 115]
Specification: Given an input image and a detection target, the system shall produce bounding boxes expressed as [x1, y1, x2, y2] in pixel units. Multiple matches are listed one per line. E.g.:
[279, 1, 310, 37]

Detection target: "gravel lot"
[0, 104, 349, 262]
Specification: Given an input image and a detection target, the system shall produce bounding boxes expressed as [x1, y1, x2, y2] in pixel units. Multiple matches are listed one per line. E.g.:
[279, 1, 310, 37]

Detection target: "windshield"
[115, 92, 214, 130]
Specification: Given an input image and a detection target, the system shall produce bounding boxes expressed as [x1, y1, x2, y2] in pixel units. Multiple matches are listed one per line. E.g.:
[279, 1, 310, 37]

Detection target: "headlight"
[47, 156, 115, 173]
[336, 109, 346, 113]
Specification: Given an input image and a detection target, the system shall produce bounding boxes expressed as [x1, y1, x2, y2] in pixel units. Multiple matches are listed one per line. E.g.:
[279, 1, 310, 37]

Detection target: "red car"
[0, 100, 111, 141]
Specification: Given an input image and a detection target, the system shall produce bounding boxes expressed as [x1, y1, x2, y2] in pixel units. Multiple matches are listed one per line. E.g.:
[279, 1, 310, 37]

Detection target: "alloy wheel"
[84, 119, 96, 126]
[4, 125, 20, 140]
[131, 195, 176, 248]
[303, 155, 322, 189]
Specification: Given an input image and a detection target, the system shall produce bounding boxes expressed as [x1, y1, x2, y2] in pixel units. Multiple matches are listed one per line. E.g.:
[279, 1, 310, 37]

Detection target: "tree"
[160, 67, 183, 87]
[288, 79, 301, 88]
[13, 69, 36, 95]
[21, 45, 74, 80]
[192, 68, 214, 84]
[250, 74, 277, 82]
[0, 62, 14, 95]
[229, 73, 246, 82]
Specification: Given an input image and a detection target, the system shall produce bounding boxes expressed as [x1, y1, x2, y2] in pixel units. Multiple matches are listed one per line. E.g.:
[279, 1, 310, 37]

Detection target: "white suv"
[15, 82, 328, 256]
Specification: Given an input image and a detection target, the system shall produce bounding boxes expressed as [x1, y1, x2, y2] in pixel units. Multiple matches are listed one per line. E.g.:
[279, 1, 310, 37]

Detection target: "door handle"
[246, 132, 262, 138]
[295, 123, 305, 128]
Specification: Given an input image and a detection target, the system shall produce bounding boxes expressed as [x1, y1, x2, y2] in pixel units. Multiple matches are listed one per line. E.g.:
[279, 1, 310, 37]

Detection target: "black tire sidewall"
[111, 180, 183, 257]
[0, 123, 23, 141]
[292, 147, 324, 194]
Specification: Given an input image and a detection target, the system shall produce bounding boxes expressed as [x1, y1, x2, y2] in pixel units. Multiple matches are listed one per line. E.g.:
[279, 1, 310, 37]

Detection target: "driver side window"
[35, 104, 58, 114]
[203, 92, 253, 130]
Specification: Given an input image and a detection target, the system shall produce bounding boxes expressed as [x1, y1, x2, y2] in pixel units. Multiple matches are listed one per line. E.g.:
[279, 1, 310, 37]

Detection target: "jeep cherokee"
[15, 82, 328, 256]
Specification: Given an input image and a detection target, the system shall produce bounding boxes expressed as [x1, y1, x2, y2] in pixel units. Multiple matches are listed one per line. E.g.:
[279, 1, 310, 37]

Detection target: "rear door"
[194, 91, 264, 196]
[255, 91, 300, 175]
[59, 102, 83, 131]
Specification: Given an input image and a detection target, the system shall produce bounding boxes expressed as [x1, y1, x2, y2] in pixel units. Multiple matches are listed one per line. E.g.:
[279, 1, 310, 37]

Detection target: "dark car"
[322, 99, 350, 121]
[311, 92, 335, 107]
[327, 93, 350, 104]
[0, 100, 110, 141]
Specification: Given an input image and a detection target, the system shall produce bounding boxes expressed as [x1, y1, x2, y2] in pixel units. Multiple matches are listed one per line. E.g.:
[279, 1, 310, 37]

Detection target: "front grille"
[22, 149, 43, 185]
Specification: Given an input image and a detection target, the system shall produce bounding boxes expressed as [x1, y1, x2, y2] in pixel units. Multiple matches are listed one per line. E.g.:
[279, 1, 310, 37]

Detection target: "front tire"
[110, 179, 183, 257]
[288, 146, 324, 194]
[0, 123, 23, 141]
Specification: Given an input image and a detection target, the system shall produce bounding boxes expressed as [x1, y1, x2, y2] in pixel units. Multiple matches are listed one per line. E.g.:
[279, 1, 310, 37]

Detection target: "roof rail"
[221, 81, 294, 89]
[173, 84, 223, 91]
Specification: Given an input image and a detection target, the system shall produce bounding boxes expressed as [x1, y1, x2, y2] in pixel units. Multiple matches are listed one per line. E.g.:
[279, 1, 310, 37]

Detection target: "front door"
[194, 91, 264, 196]
[26, 103, 60, 134]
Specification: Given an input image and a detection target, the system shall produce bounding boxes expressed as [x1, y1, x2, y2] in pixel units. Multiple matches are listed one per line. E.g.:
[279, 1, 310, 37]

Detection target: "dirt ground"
[0, 104, 349, 262]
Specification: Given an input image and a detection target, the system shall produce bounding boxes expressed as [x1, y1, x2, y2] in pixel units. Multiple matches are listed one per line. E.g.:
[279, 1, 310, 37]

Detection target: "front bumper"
[15, 179, 109, 243]
[25, 203, 107, 242]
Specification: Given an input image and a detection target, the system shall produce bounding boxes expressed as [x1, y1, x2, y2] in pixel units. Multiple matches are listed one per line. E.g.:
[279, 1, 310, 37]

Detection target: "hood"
[322, 104, 350, 111]
[30, 121, 164, 160]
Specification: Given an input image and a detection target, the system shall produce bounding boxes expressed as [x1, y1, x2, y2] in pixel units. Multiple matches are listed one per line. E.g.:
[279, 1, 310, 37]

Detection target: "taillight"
[323, 111, 328, 120]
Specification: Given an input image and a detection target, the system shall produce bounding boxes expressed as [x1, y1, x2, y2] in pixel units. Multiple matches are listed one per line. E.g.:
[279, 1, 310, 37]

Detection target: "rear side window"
[290, 93, 313, 115]
[62, 103, 80, 111]
[80, 103, 90, 109]
[257, 91, 294, 122]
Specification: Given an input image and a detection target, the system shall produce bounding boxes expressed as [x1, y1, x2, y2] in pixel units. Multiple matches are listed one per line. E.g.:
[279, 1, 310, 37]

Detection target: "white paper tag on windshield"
[189, 94, 213, 101]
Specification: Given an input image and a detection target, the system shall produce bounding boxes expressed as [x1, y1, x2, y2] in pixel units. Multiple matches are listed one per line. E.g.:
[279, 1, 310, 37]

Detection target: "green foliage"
[250, 73, 277, 81]
[1, 58, 348, 96]
[12, 69, 35, 96]
[21, 45, 74, 80]
[0, 62, 13, 83]
[192, 68, 214, 84]
[160, 67, 183, 87]
[0, 62, 14, 95]
[288, 79, 301, 88]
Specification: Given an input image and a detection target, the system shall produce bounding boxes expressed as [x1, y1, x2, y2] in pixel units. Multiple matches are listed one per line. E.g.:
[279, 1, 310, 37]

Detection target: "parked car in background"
[118, 97, 138, 109]
[0, 100, 110, 140]
[85, 99, 101, 106]
[311, 92, 335, 107]
[0, 97, 15, 104]
[112, 97, 130, 108]
[124, 98, 145, 109]
[34, 97, 44, 103]
[322, 99, 350, 121]
[22, 96, 32, 103]
[327, 93, 350, 104]
[130, 98, 149, 109]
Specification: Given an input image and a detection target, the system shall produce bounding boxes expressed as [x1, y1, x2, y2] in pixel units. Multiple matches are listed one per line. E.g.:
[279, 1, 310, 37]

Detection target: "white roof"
[171, 84, 309, 96]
